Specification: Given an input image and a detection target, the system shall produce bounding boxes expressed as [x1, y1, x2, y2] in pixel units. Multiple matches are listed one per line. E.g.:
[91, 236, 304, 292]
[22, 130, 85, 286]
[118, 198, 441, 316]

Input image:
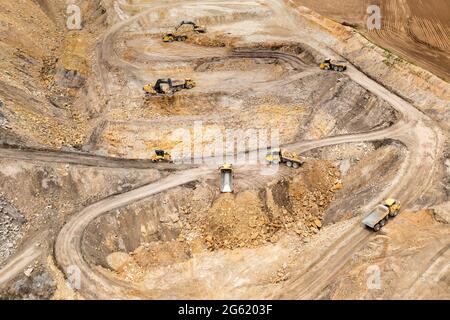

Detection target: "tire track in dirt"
[53, 0, 442, 299]
[401, 243, 450, 299]
[0, 145, 195, 170]
[1, 0, 443, 299]
[277, 227, 372, 299]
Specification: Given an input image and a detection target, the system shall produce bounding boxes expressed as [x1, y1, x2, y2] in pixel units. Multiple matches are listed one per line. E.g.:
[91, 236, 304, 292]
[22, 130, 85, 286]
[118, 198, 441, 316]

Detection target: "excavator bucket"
[219, 164, 233, 193]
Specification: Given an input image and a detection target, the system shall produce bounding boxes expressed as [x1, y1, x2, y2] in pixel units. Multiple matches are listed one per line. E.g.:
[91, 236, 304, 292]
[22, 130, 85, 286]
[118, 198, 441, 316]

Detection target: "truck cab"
[320, 58, 347, 72]
[384, 198, 401, 215]
[265, 148, 281, 165]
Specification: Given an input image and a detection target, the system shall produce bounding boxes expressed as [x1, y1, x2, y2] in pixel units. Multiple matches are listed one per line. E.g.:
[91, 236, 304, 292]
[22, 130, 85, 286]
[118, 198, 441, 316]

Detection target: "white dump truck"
[362, 199, 401, 231]
[219, 164, 234, 193]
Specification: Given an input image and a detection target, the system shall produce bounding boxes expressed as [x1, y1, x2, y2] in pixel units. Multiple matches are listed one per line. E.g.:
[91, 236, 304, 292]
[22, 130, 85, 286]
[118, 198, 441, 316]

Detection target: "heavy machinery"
[219, 164, 234, 193]
[162, 33, 188, 42]
[143, 78, 196, 96]
[162, 21, 206, 43]
[175, 20, 207, 33]
[265, 148, 304, 169]
[362, 198, 401, 231]
[320, 59, 347, 72]
[151, 150, 173, 163]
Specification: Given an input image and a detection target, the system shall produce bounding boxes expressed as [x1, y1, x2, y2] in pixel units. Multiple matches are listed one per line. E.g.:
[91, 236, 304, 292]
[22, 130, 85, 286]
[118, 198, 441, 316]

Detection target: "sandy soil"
[0, 0, 448, 300]
[295, 0, 450, 81]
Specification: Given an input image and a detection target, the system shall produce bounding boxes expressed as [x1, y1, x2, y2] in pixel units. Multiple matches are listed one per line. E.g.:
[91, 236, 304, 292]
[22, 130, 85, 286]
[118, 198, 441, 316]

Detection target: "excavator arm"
[175, 20, 206, 33]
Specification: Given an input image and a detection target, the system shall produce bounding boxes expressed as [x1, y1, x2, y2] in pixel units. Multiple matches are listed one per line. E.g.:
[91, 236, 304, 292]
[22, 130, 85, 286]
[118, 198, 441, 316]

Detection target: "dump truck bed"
[362, 205, 389, 228]
[280, 150, 303, 163]
[219, 164, 233, 193]
[220, 170, 233, 193]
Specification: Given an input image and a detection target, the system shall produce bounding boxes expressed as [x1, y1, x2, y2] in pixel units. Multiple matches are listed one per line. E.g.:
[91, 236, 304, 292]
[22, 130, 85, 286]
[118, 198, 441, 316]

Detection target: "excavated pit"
[1, 0, 448, 300]
[83, 160, 339, 270]
[303, 140, 408, 223]
[90, 42, 399, 158]
[78, 140, 407, 297]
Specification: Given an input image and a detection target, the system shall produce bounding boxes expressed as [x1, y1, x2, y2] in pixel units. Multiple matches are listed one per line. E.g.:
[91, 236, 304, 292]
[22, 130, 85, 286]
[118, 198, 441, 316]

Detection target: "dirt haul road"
[0, 146, 195, 170]
[0, 1, 442, 298]
[55, 167, 213, 299]
[293, 0, 450, 81]
[50, 0, 445, 299]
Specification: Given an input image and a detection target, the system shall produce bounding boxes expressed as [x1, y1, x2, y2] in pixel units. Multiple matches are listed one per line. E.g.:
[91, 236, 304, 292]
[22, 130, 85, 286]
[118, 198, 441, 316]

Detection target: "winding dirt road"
[0, 0, 445, 299]
[0, 145, 195, 170]
[55, 167, 212, 299]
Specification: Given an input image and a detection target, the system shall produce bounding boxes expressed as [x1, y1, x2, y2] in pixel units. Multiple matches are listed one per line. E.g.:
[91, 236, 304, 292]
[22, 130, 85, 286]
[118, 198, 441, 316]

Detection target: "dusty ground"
[84, 160, 340, 283]
[0, 0, 449, 300]
[295, 0, 450, 81]
[315, 209, 449, 299]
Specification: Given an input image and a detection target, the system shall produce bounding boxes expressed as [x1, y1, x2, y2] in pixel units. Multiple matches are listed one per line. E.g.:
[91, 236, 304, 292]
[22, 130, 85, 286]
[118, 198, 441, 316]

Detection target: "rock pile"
[0, 197, 26, 264]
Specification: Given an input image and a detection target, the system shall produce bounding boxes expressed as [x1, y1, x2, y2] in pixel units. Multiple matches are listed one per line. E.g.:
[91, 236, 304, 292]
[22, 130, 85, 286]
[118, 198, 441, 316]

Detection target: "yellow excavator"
[175, 20, 207, 33]
[143, 78, 196, 96]
[320, 59, 347, 72]
[151, 150, 173, 163]
[162, 21, 207, 43]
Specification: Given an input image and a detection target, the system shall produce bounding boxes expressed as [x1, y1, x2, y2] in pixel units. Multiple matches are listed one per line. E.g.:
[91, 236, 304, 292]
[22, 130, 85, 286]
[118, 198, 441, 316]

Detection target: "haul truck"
[362, 199, 401, 231]
[320, 59, 347, 72]
[265, 148, 304, 169]
[163, 33, 188, 42]
[219, 164, 234, 193]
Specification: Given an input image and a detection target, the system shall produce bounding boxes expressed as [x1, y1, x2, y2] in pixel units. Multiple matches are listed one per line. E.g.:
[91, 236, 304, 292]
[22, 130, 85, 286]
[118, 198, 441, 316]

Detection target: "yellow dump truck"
[265, 148, 304, 169]
[320, 59, 347, 72]
[362, 199, 401, 231]
[162, 21, 206, 43]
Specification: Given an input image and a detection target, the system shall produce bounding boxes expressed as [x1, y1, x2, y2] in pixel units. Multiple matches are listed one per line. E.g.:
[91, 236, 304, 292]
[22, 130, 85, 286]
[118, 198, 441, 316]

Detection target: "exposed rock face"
[55, 69, 86, 88]
[1, 267, 56, 300]
[82, 159, 341, 277]
[0, 197, 26, 265]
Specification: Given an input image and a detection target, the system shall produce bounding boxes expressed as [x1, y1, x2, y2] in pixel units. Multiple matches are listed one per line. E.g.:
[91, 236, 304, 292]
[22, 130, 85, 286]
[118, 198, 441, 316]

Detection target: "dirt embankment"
[196, 160, 340, 250]
[0, 0, 106, 149]
[82, 159, 341, 283]
[316, 209, 450, 299]
[295, 0, 450, 82]
[303, 141, 406, 224]
[292, 3, 450, 131]
[0, 159, 162, 299]
[0, 158, 162, 278]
